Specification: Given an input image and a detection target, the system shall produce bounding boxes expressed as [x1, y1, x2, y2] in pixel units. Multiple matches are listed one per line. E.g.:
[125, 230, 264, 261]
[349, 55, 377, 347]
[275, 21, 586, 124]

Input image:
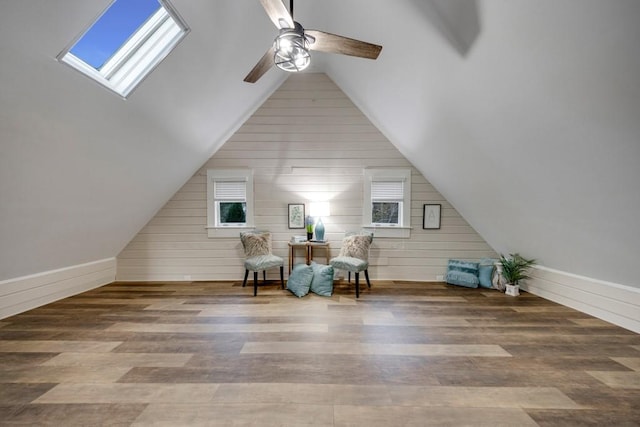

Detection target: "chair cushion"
[286, 264, 313, 298]
[240, 231, 272, 257]
[338, 234, 372, 261]
[330, 256, 368, 273]
[310, 262, 334, 297]
[244, 254, 283, 271]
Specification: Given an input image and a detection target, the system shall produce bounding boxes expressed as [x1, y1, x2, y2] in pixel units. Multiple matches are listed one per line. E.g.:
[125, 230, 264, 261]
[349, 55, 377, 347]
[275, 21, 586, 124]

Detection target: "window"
[57, 0, 189, 98]
[207, 169, 254, 237]
[371, 181, 403, 225]
[363, 168, 411, 238]
[215, 181, 247, 226]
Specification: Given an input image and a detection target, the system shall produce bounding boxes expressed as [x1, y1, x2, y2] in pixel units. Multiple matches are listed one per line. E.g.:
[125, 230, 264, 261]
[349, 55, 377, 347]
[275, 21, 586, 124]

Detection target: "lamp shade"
[309, 202, 330, 218]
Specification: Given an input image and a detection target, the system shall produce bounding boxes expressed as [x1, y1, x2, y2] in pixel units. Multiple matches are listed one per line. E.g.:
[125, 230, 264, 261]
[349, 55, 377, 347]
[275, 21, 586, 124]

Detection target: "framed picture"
[423, 204, 441, 229]
[288, 204, 305, 229]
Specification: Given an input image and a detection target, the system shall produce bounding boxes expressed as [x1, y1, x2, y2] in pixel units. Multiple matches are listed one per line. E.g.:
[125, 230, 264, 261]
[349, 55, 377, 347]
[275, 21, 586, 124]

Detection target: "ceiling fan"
[244, 0, 383, 83]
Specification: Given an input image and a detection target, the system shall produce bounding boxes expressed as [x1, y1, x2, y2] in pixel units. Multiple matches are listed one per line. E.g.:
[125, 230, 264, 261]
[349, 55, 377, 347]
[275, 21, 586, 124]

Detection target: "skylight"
[58, 0, 189, 98]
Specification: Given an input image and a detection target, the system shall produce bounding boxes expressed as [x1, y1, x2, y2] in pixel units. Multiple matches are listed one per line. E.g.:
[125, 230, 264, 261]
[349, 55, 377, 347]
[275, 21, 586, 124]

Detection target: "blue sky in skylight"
[70, 0, 161, 69]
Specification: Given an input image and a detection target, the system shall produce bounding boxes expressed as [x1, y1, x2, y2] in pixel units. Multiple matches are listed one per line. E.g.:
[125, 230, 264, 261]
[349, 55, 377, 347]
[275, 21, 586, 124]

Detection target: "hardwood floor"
[0, 280, 639, 426]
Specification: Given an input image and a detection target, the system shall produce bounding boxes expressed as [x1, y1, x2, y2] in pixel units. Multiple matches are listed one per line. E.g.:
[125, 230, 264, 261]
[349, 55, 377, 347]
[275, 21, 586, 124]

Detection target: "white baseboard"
[0, 258, 116, 319]
[522, 266, 640, 334]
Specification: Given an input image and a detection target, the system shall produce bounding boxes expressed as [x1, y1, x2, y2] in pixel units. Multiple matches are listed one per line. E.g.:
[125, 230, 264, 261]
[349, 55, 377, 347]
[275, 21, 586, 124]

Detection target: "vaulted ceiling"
[1, 0, 639, 288]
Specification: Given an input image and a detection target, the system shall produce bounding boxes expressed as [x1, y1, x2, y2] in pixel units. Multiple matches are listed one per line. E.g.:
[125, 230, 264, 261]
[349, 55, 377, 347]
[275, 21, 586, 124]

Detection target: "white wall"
[523, 266, 640, 334]
[323, 0, 640, 289]
[0, 0, 285, 282]
[0, 258, 115, 319]
[117, 74, 496, 281]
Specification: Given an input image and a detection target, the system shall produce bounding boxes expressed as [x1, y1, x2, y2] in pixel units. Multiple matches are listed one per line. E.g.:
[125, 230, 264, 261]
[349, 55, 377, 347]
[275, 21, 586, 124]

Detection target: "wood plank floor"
[1, 280, 639, 426]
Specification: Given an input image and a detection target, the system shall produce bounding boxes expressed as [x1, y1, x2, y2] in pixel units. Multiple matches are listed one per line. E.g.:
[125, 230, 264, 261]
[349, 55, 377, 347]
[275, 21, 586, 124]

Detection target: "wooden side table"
[288, 241, 331, 274]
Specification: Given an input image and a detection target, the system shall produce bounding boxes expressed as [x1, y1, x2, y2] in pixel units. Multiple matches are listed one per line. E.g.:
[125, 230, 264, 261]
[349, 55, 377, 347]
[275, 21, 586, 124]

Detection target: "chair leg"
[242, 270, 249, 287]
[253, 271, 258, 296]
[263, 270, 266, 281]
[348, 271, 351, 283]
[355, 272, 360, 298]
[364, 269, 371, 288]
[280, 266, 284, 289]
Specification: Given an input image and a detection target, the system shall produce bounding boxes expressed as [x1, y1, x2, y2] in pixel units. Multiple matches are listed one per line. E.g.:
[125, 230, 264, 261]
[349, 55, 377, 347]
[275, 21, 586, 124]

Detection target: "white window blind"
[58, 0, 189, 98]
[371, 181, 404, 201]
[214, 181, 246, 200]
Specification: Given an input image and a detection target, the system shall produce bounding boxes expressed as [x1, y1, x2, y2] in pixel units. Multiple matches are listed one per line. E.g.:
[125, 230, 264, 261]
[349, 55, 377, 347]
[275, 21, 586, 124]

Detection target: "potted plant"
[305, 215, 314, 241]
[498, 253, 536, 296]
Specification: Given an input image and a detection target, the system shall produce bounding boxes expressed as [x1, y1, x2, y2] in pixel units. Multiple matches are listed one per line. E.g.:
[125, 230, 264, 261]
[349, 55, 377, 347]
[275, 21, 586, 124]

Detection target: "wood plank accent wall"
[116, 74, 496, 282]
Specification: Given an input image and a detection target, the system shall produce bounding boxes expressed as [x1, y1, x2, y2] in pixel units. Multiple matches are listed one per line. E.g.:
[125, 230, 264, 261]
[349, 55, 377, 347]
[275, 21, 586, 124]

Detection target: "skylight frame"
[57, 0, 190, 98]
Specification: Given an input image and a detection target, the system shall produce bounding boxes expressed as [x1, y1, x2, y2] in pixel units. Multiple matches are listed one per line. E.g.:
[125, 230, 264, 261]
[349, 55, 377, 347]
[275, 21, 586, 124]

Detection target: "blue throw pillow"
[310, 262, 334, 297]
[447, 259, 479, 274]
[286, 264, 313, 297]
[478, 258, 496, 288]
[445, 270, 479, 288]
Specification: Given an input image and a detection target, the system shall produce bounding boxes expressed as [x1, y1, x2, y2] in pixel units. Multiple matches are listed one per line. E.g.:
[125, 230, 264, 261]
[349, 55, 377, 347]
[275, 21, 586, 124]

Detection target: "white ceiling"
[1, 0, 639, 288]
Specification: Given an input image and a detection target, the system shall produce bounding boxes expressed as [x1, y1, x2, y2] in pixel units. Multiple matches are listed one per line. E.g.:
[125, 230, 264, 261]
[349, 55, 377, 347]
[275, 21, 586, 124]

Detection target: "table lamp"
[309, 201, 330, 241]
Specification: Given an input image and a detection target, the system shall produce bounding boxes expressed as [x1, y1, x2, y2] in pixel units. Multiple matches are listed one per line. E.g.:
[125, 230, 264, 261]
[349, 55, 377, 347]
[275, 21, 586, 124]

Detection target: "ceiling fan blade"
[244, 46, 275, 83]
[306, 30, 382, 60]
[259, 0, 294, 29]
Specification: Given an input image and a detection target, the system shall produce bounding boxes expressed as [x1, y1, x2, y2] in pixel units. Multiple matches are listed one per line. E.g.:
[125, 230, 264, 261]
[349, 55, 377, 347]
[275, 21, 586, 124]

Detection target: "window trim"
[206, 169, 255, 238]
[363, 168, 412, 238]
[57, 0, 189, 98]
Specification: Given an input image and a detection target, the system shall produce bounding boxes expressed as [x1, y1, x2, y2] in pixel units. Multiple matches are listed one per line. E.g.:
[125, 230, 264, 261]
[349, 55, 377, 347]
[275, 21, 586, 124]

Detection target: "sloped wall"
[117, 74, 495, 281]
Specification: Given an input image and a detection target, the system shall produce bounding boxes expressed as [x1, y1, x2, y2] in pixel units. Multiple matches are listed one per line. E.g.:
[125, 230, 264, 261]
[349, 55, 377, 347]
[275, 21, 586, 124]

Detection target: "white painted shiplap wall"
[117, 74, 496, 281]
[523, 266, 640, 334]
[0, 258, 116, 319]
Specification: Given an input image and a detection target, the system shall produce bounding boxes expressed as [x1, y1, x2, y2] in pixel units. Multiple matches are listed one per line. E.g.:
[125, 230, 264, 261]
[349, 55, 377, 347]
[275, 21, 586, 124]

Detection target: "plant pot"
[505, 283, 520, 297]
[306, 232, 313, 241]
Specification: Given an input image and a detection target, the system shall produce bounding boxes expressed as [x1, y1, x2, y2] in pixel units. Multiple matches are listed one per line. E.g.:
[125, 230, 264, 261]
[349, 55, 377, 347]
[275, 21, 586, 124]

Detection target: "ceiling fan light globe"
[274, 50, 310, 72]
[273, 30, 310, 72]
[279, 38, 293, 52]
[294, 55, 308, 68]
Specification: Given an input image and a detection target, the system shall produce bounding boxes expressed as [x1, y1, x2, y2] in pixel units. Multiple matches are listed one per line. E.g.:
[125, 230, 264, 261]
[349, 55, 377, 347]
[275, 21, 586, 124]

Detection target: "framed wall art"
[288, 203, 305, 229]
[423, 204, 441, 229]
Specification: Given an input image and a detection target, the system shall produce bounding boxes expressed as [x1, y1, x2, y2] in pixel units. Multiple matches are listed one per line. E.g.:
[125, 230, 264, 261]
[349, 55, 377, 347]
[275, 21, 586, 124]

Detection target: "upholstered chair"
[329, 231, 373, 298]
[240, 231, 284, 296]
